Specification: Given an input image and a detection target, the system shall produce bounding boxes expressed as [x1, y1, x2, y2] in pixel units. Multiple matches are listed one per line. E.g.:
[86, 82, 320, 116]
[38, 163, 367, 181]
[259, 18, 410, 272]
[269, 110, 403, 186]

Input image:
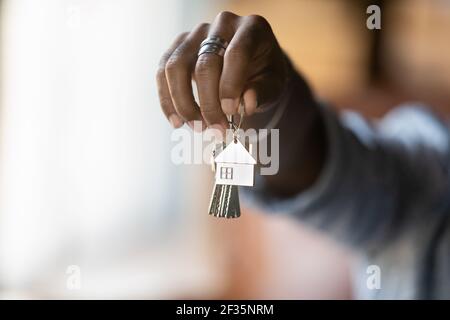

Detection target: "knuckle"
[245, 14, 271, 36]
[158, 51, 171, 70]
[216, 11, 237, 22]
[162, 32, 191, 76]
[156, 66, 166, 82]
[247, 14, 269, 28]
[165, 46, 192, 78]
[171, 40, 189, 57]
[177, 31, 190, 41]
[194, 22, 210, 32]
[165, 56, 182, 76]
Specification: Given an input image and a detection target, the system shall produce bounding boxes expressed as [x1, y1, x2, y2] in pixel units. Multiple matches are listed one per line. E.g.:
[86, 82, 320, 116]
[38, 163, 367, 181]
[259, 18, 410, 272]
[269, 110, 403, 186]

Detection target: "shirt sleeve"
[241, 103, 450, 252]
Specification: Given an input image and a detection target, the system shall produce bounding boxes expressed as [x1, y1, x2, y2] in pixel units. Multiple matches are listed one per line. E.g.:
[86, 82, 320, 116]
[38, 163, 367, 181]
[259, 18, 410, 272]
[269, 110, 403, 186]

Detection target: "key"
[208, 183, 241, 218]
[208, 113, 256, 218]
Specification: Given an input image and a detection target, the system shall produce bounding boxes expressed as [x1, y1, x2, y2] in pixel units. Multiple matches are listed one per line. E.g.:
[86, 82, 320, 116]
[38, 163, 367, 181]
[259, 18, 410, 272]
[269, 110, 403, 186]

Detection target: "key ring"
[227, 101, 245, 142]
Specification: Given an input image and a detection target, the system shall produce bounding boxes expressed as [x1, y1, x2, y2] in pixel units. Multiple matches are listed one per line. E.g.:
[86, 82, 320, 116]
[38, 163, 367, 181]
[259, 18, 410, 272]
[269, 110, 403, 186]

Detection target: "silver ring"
[198, 43, 226, 57]
[200, 36, 228, 49]
[198, 36, 228, 57]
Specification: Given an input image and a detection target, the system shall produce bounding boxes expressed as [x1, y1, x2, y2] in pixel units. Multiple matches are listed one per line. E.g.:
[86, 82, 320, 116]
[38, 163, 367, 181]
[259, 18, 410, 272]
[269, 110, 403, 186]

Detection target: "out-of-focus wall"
[0, 0, 227, 299]
[226, 0, 371, 99]
[384, 0, 450, 96]
[1, 0, 449, 300]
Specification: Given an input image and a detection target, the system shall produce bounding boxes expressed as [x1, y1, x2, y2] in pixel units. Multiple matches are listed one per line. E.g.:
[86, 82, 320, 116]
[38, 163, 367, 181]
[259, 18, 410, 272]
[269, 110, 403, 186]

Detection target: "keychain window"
[220, 167, 233, 180]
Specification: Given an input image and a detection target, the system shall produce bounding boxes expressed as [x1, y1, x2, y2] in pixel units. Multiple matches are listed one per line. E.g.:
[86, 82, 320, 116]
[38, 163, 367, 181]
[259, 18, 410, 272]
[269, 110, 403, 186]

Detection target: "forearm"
[246, 67, 327, 197]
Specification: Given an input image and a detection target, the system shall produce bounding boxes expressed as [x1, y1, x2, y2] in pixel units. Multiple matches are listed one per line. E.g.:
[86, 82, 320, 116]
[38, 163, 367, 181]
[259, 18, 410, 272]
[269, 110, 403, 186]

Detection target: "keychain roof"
[214, 140, 256, 165]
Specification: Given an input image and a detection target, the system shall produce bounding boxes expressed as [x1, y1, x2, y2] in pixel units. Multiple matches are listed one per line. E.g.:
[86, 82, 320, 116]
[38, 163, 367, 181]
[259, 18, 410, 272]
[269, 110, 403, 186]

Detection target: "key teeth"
[208, 183, 241, 219]
[208, 210, 239, 218]
[208, 211, 240, 218]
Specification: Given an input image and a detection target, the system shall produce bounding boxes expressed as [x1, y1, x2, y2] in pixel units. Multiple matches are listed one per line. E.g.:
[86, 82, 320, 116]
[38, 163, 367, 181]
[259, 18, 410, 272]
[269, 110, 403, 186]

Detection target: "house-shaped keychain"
[214, 139, 256, 187]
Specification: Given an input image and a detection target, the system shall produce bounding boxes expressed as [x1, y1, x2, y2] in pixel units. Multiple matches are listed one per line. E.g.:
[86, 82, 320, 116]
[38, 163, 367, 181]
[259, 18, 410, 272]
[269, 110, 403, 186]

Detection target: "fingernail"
[188, 120, 204, 132]
[221, 98, 239, 115]
[243, 88, 258, 115]
[169, 114, 183, 128]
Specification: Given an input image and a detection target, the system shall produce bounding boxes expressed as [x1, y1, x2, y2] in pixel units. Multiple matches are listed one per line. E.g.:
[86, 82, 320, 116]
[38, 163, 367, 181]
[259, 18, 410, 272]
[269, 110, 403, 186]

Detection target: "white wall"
[0, 0, 224, 298]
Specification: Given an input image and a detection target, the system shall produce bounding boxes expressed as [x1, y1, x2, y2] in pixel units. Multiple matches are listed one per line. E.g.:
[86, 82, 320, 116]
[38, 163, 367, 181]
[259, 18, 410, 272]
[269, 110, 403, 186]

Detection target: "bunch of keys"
[208, 106, 256, 218]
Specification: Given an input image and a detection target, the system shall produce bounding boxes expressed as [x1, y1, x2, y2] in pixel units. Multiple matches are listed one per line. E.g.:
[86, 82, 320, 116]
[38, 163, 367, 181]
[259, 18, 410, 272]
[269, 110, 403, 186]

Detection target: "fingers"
[156, 32, 188, 128]
[243, 88, 258, 115]
[195, 11, 239, 130]
[219, 15, 268, 115]
[165, 24, 210, 131]
[158, 11, 278, 130]
[243, 71, 284, 115]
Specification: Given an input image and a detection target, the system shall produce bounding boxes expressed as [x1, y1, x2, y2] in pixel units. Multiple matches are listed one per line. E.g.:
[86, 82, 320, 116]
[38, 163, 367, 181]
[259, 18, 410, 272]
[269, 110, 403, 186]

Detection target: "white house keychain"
[208, 106, 256, 218]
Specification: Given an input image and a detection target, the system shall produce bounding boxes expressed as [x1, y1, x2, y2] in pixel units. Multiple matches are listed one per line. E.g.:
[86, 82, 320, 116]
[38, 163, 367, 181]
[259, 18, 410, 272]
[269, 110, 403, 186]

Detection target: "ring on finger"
[198, 36, 228, 57]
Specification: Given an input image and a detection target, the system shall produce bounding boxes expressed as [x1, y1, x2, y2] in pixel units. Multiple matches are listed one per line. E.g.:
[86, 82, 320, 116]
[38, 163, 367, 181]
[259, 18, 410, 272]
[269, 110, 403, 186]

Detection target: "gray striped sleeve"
[242, 104, 450, 252]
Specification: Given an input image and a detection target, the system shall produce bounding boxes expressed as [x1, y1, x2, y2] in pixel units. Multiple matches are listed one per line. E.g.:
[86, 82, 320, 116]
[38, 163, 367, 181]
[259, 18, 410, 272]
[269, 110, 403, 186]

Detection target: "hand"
[156, 11, 294, 131]
[157, 11, 325, 196]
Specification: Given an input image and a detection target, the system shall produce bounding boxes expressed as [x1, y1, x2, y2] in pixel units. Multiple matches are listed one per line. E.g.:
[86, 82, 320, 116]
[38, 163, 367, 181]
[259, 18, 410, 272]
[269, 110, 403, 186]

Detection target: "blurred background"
[0, 0, 449, 299]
